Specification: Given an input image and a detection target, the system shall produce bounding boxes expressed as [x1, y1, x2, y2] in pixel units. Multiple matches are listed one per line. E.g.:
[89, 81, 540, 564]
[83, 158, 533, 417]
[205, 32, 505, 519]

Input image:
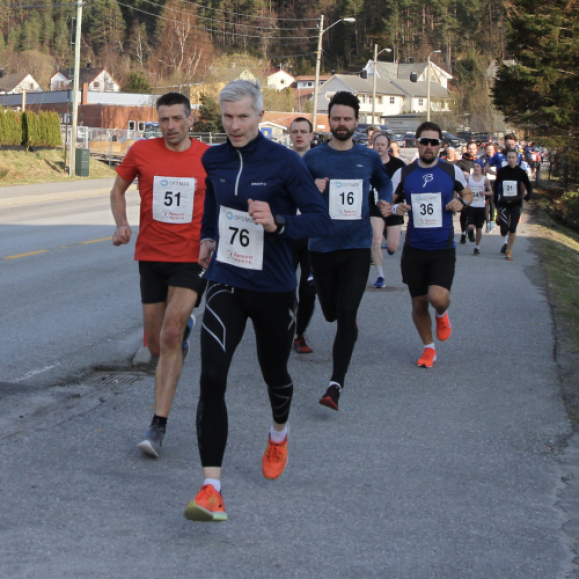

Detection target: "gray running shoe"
[138, 423, 165, 458]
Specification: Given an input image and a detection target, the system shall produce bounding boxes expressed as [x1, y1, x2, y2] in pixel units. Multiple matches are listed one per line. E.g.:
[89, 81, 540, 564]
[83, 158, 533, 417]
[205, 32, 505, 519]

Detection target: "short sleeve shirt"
[116, 137, 210, 262]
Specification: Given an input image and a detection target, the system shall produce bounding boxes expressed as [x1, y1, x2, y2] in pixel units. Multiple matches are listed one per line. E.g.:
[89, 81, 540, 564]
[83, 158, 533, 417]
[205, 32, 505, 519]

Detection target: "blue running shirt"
[391, 160, 467, 251]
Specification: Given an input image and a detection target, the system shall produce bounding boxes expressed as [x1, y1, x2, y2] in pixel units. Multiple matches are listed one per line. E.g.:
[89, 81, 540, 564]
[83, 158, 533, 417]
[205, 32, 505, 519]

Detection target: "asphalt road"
[1, 186, 578, 578]
[0, 188, 143, 387]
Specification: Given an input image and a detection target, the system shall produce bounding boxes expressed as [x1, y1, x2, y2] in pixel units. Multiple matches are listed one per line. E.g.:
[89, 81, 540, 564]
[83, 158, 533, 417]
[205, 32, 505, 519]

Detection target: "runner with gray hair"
[219, 79, 264, 113]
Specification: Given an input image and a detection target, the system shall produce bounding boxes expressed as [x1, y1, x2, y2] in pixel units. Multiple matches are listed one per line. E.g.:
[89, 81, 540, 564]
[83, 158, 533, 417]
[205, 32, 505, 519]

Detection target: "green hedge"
[0, 110, 62, 147]
[0, 109, 22, 145]
[21, 111, 62, 147]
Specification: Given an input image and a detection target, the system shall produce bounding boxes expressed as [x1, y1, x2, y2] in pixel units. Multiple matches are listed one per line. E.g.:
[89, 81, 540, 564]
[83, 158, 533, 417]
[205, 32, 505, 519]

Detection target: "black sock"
[151, 414, 168, 428]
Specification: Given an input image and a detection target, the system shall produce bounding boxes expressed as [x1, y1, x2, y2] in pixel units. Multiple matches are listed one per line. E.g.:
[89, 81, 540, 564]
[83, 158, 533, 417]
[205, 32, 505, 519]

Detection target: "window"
[280, 79, 285, 85]
[359, 95, 366, 104]
[390, 97, 395, 104]
[418, 98, 424, 106]
[376, 96, 381, 104]
[128, 121, 136, 131]
[138, 122, 146, 131]
[93, 81, 100, 88]
[307, 81, 313, 87]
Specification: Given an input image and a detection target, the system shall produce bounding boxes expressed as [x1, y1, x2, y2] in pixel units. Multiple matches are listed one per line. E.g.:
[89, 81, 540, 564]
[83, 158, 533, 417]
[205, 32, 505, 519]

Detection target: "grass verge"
[533, 192, 579, 422]
[0, 147, 116, 186]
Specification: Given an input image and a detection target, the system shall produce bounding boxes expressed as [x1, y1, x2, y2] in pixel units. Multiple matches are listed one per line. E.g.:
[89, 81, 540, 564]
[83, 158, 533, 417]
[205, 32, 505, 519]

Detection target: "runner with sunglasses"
[390, 122, 472, 368]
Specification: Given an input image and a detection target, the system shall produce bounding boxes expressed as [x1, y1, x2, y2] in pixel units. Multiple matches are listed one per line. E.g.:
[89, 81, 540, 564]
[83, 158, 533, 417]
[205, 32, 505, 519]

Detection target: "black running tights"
[196, 282, 296, 468]
[292, 239, 316, 338]
[309, 248, 371, 388]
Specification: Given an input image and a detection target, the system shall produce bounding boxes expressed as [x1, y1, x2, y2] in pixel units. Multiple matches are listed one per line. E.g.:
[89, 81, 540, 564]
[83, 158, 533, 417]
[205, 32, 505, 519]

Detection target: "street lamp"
[426, 50, 441, 122]
[371, 45, 391, 125]
[312, 16, 356, 130]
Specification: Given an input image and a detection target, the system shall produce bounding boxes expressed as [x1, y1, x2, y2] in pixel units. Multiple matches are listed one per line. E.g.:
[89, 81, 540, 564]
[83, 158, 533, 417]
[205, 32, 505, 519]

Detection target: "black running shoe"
[138, 423, 165, 458]
[319, 384, 341, 411]
[500, 243, 507, 255]
[460, 234, 467, 245]
[474, 248, 480, 256]
[468, 229, 475, 242]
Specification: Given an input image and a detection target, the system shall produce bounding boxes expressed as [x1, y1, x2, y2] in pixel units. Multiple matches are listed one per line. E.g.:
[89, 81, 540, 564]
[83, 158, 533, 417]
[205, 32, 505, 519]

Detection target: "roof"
[327, 75, 407, 96]
[0, 73, 29, 92]
[53, 67, 113, 85]
[366, 61, 453, 81]
[291, 87, 314, 99]
[391, 80, 450, 98]
[262, 111, 329, 130]
[266, 69, 295, 79]
[295, 75, 331, 81]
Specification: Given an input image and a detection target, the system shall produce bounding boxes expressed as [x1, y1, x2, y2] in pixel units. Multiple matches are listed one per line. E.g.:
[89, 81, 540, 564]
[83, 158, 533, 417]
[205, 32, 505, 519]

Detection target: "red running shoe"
[293, 336, 313, 354]
[183, 484, 227, 522]
[417, 347, 437, 368]
[435, 312, 452, 341]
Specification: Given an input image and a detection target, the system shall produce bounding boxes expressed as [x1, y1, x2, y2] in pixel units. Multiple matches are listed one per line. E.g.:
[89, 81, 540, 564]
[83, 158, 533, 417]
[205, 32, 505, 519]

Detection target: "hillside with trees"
[0, 0, 510, 126]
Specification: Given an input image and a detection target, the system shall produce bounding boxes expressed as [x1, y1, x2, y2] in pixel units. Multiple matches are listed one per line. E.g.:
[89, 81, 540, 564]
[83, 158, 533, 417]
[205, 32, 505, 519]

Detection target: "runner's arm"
[521, 170, 533, 201]
[371, 155, 393, 204]
[446, 167, 472, 212]
[110, 174, 133, 245]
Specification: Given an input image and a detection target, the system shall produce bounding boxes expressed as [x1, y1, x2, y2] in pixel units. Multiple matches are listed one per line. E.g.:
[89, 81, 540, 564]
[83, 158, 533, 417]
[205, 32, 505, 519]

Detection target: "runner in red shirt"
[110, 92, 208, 458]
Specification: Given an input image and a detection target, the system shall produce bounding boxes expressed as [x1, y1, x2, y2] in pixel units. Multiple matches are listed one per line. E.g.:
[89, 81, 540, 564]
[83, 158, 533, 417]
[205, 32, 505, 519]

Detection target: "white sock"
[503, 235, 508, 243]
[329, 381, 342, 392]
[270, 424, 288, 443]
[424, 343, 435, 351]
[375, 265, 384, 278]
[475, 244, 480, 249]
[204, 478, 221, 492]
[435, 311, 446, 319]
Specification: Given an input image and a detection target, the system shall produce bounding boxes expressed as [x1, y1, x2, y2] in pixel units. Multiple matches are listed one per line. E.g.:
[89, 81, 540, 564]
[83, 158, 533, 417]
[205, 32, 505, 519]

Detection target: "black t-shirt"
[384, 156, 406, 178]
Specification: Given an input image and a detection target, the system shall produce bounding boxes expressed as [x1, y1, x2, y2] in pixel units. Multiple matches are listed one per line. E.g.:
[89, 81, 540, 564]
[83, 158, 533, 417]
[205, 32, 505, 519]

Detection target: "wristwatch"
[274, 215, 286, 234]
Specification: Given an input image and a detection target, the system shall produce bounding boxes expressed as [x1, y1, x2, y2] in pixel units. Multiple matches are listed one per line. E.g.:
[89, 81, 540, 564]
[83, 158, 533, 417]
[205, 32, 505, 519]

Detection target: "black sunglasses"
[418, 137, 442, 146]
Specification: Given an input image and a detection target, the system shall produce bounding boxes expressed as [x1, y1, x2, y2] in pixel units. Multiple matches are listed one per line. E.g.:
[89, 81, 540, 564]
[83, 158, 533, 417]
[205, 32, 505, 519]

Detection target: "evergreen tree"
[492, 0, 579, 172]
[123, 72, 151, 93]
[193, 93, 224, 132]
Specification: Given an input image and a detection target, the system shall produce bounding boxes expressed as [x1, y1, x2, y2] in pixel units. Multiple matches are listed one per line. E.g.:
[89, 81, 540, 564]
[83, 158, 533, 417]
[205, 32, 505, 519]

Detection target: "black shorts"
[400, 246, 456, 298]
[369, 200, 404, 226]
[467, 206, 486, 229]
[498, 204, 522, 235]
[139, 261, 207, 305]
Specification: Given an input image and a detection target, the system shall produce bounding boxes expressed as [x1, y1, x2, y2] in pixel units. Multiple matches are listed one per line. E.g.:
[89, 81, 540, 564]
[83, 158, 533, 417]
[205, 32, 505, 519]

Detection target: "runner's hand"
[377, 200, 392, 218]
[315, 178, 329, 193]
[112, 225, 132, 246]
[394, 203, 411, 216]
[248, 199, 276, 232]
[199, 240, 215, 269]
[446, 198, 465, 213]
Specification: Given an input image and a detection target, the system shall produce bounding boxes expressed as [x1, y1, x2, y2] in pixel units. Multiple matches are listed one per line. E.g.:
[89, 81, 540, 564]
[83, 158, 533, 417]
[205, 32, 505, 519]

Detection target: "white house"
[293, 74, 331, 90]
[0, 73, 42, 94]
[50, 65, 120, 92]
[364, 60, 453, 90]
[265, 69, 295, 90]
[314, 74, 450, 123]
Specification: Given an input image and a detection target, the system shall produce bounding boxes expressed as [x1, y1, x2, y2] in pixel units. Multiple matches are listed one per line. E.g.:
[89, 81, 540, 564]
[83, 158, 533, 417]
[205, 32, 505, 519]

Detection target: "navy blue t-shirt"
[303, 142, 392, 252]
[391, 160, 467, 251]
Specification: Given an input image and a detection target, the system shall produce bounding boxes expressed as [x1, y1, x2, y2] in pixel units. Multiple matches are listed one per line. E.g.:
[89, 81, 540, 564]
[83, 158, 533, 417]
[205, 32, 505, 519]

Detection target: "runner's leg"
[386, 224, 402, 254]
[292, 242, 315, 339]
[371, 216, 385, 282]
[330, 249, 371, 387]
[197, 283, 248, 480]
[153, 286, 198, 417]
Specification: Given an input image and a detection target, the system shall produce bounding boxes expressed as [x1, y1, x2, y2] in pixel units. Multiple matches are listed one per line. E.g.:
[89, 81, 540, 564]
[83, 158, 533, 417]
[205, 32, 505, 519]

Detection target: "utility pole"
[372, 44, 378, 126]
[68, 0, 83, 177]
[312, 14, 324, 132]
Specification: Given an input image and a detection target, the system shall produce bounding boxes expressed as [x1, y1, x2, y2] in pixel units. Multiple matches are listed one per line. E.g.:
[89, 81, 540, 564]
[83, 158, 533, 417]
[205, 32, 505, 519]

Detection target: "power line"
[117, 0, 317, 40]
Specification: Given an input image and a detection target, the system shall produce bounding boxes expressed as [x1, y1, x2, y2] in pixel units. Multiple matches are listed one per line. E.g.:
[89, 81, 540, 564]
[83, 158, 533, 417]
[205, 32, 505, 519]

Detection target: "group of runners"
[110, 81, 531, 523]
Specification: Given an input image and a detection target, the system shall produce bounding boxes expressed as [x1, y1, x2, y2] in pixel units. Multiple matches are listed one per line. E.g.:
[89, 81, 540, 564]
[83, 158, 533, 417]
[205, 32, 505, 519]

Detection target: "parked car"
[441, 131, 465, 148]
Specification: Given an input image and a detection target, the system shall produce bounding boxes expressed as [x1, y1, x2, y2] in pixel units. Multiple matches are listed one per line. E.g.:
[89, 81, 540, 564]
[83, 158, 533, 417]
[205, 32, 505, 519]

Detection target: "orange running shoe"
[183, 484, 227, 522]
[262, 434, 288, 480]
[417, 347, 437, 368]
[435, 312, 452, 341]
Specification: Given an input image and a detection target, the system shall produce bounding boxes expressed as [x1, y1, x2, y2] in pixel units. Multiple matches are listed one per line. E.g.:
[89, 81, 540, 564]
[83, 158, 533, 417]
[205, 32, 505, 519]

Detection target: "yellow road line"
[4, 250, 48, 260]
[79, 237, 112, 245]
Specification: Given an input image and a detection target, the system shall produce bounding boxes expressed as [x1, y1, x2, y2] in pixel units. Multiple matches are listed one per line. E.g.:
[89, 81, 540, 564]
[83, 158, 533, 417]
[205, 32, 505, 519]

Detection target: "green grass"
[533, 196, 579, 422]
[0, 148, 116, 186]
